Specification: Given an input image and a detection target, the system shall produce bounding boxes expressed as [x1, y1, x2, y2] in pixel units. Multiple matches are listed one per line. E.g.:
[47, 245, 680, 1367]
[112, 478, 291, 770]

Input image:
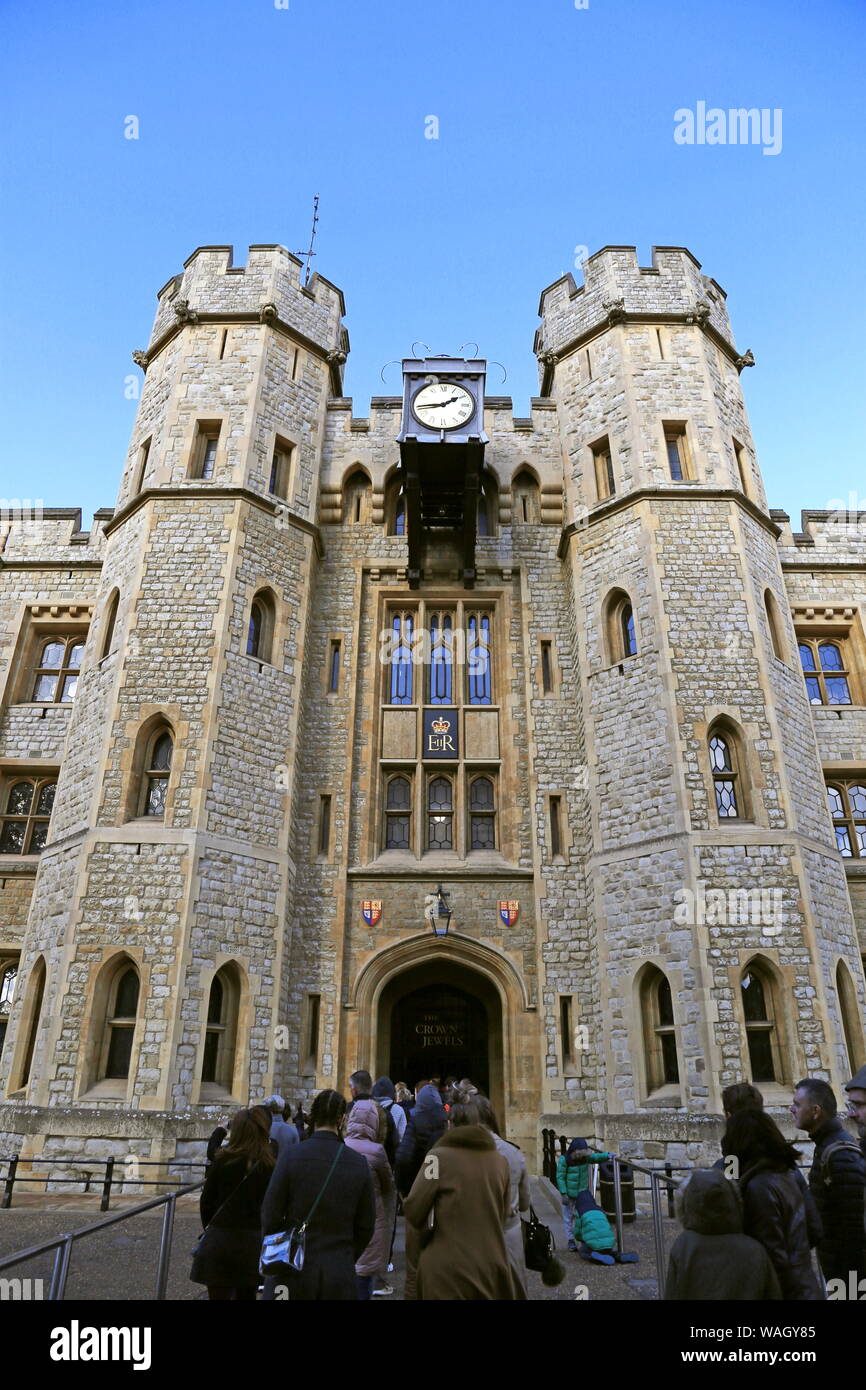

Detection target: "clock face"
[411, 381, 475, 431]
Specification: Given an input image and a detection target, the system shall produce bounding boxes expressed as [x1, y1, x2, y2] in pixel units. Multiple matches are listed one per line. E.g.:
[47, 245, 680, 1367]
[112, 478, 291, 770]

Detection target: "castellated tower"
[0, 246, 348, 1169]
[0, 244, 863, 1176]
[536, 247, 864, 1153]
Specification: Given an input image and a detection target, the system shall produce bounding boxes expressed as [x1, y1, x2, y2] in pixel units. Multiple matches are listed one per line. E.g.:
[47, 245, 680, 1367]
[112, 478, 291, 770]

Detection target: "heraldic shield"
[362, 900, 382, 927]
[498, 900, 519, 926]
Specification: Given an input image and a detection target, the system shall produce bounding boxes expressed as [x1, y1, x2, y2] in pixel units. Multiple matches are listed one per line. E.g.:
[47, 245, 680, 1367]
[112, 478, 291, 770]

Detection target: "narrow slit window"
[656, 328, 665, 360]
[292, 348, 300, 381]
[318, 795, 332, 856]
[549, 795, 562, 858]
[328, 640, 341, 693]
[560, 996, 573, 1068]
[541, 641, 553, 694]
[219, 329, 228, 360]
[307, 994, 320, 1063]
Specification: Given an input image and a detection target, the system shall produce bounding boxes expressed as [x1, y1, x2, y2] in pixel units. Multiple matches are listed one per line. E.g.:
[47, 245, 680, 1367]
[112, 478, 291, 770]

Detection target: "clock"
[411, 381, 475, 431]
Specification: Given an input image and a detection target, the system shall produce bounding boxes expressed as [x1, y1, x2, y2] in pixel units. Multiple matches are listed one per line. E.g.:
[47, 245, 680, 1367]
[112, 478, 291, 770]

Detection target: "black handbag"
[522, 1203, 555, 1273]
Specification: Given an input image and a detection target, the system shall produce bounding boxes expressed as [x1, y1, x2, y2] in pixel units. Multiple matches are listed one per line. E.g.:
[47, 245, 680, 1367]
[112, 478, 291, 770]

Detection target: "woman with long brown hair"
[191, 1105, 276, 1300]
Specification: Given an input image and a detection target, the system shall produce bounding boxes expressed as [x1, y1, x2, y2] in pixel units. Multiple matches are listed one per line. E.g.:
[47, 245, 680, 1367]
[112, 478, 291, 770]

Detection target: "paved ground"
[0, 1176, 677, 1301]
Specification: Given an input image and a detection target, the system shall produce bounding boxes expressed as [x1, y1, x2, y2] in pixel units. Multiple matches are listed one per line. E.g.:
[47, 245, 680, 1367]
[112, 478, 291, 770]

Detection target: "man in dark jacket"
[394, 1083, 448, 1196]
[845, 1064, 866, 1160]
[261, 1091, 375, 1300]
[791, 1077, 866, 1285]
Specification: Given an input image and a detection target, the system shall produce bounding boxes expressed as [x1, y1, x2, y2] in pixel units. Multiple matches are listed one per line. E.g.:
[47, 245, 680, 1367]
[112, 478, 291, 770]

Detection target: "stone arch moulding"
[347, 932, 534, 1106]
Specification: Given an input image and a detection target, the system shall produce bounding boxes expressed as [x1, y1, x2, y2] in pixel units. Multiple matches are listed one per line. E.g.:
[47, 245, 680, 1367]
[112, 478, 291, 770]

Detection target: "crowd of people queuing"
[189, 1064, 866, 1301]
[192, 1072, 530, 1300]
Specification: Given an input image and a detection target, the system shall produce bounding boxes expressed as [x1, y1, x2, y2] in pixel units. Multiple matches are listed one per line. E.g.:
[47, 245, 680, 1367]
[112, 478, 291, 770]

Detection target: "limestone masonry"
[1, 243, 864, 1178]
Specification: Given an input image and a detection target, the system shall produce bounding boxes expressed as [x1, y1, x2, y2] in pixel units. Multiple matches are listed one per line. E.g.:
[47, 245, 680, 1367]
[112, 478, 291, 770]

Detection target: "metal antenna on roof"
[295, 195, 320, 287]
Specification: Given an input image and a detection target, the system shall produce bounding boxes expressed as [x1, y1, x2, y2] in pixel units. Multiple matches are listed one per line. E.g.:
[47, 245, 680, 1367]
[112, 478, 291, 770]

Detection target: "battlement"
[147, 244, 347, 359]
[773, 508, 866, 564]
[536, 245, 734, 358]
[0, 506, 112, 561]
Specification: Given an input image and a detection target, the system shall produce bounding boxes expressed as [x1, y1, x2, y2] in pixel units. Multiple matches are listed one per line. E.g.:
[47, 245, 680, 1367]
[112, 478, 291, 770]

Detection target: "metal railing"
[0, 1180, 204, 1300]
[1, 1155, 207, 1211]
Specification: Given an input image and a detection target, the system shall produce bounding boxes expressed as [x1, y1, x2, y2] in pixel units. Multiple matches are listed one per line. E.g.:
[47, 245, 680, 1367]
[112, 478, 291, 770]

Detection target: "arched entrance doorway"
[375, 955, 504, 1121]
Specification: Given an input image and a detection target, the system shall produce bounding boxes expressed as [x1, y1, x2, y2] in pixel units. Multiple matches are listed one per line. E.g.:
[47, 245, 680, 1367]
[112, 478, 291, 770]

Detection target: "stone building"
[1, 242, 865, 1175]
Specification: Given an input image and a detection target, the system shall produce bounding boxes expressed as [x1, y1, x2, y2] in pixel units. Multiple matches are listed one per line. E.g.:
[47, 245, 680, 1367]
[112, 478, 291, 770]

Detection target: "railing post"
[48, 1235, 74, 1301]
[611, 1157, 625, 1254]
[650, 1173, 666, 1299]
[100, 1157, 114, 1212]
[155, 1194, 176, 1300]
[664, 1162, 674, 1218]
[2, 1153, 18, 1209]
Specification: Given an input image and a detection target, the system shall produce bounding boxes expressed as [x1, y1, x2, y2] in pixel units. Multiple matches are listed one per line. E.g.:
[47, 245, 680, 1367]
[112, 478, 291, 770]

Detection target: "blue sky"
[1, 0, 864, 528]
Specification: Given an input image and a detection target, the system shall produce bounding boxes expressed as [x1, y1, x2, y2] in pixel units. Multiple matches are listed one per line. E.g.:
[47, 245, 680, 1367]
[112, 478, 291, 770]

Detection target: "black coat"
[261, 1131, 376, 1300]
[191, 1153, 274, 1289]
[807, 1118, 866, 1282]
[739, 1161, 824, 1300]
[394, 1096, 447, 1196]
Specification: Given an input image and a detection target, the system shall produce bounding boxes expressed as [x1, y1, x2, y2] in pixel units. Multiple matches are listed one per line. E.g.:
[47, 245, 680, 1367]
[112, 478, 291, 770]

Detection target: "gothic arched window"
[143, 731, 173, 818]
[384, 775, 412, 850]
[101, 589, 120, 660]
[467, 612, 492, 704]
[468, 775, 496, 851]
[603, 590, 638, 664]
[105, 966, 140, 1081]
[429, 612, 454, 704]
[427, 776, 453, 850]
[389, 613, 414, 704]
[201, 964, 241, 1094]
[640, 966, 680, 1094]
[741, 965, 777, 1083]
[247, 589, 276, 663]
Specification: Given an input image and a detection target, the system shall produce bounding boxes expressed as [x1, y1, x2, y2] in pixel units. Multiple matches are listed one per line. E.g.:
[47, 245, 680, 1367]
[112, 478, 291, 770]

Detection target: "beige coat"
[402, 1124, 522, 1300]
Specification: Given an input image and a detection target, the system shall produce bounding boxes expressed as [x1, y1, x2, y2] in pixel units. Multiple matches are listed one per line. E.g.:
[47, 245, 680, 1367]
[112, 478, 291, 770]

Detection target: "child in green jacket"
[555, 1138, 610, 1251]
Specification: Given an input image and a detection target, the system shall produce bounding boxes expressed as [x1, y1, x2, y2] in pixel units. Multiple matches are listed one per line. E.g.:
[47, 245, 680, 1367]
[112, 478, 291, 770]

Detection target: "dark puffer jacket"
[807, 1117, 866, 1283]
[394, 1084, 447, 1196]
[739, 1161, 824, 1300]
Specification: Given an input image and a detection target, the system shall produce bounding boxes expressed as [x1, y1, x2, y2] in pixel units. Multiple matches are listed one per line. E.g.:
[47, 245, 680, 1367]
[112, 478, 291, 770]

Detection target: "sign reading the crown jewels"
[362, 900, 382, 927]
[423, 709, 459, 758]
[499, 900, 520, 927]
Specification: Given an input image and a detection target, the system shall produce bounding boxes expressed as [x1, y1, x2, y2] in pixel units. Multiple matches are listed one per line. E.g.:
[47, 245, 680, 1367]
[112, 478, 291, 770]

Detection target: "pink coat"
[344, 1101, 395, 1276]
